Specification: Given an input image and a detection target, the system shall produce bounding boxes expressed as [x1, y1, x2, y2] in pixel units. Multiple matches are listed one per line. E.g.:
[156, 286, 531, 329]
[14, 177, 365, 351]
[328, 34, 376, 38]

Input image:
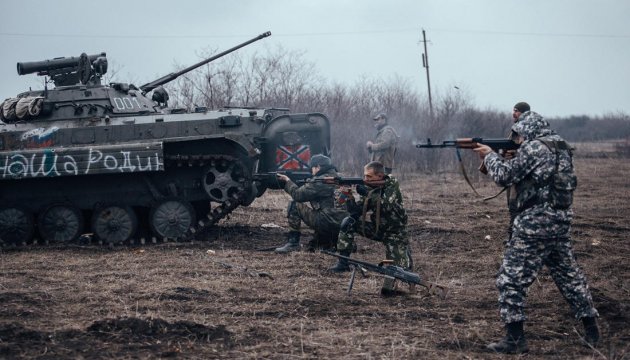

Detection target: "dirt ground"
[1, 150, 629, 359]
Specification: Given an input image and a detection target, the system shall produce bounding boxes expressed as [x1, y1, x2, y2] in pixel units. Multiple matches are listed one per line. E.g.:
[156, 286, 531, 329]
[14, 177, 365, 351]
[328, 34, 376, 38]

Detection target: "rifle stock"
[321, 250, 447, 298]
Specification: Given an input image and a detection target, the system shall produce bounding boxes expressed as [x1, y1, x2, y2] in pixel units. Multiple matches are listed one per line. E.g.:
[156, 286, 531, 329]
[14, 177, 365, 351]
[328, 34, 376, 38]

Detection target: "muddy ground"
[1, 151, 629, 359]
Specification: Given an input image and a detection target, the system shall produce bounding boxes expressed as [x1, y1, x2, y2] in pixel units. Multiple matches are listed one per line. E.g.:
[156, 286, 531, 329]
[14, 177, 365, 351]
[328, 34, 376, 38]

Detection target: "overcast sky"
[1, 0, 628, 118]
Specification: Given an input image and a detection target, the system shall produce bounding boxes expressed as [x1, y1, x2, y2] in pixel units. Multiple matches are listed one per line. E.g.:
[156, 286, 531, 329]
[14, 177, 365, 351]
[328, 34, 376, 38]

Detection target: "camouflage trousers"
[336, 219, 411, 269]
[288, 201, 339, 246]
[497, 235, 598, 324]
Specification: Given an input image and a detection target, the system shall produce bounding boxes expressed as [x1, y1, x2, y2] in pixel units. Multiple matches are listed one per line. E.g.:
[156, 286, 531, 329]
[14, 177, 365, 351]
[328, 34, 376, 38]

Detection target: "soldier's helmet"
[309, 154, 332, 168]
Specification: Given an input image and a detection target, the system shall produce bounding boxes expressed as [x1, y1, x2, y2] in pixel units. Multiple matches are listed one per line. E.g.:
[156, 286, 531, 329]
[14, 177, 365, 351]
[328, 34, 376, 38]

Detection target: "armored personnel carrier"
[0, 32, 331, 246]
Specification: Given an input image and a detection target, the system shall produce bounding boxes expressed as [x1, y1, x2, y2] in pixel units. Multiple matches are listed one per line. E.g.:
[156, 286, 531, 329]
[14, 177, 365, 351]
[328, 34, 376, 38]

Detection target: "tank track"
[0, 154, 250, 249]
[164, 153, 248, 242]
[185, 190, 244, 241]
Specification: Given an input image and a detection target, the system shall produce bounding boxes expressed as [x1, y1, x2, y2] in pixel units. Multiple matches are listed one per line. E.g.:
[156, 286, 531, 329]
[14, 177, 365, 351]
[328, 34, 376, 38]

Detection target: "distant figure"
[474, 111, 599, 354]
[274, 155, 349, 253]
[366, 113, 398, 174]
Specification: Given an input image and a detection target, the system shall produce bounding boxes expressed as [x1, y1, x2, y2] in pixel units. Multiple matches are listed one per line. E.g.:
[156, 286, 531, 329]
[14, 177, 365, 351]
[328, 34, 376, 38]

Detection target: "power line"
[428, 27, 630, 39]
[1, 28, 629, 39]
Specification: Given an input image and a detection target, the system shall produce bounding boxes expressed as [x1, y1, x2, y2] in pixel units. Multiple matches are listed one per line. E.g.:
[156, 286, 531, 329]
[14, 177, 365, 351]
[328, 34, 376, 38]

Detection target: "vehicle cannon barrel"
[139, 31, 271, 93]
[17, 52, 106, 76]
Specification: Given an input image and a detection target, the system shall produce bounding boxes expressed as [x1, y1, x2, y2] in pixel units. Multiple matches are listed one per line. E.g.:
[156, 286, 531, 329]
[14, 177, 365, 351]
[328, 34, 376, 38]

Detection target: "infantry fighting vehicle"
[0, 32, 331, 246]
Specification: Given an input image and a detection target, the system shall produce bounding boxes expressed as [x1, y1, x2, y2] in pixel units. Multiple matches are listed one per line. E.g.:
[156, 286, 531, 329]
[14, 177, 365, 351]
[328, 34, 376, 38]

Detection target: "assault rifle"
[322, 250, 447, 298]
[311, 176, 363, 185]
[253, 171, 312, 187]
[415, 137, 519, 199]
[255, 173, 386, 188]
[415, 137, 519, 151]
[308, 176, 386, 187]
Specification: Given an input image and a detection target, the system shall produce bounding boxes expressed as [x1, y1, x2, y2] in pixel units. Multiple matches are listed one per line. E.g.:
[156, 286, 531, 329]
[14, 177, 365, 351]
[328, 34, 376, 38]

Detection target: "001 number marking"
[112, 97, 142, 110]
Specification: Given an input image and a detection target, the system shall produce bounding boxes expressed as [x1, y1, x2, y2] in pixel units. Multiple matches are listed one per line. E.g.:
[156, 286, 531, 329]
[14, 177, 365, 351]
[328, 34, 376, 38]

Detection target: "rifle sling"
[361, 187, 381, 236]
[456, 147, 507, 201]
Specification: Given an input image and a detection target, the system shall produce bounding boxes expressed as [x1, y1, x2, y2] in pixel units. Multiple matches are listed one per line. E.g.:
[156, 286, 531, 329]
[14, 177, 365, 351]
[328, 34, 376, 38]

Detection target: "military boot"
[582, 317, 600, 346]
[328, 250, 351, 273]
[275, 231, 300, 253]
[486, 321, 529, 354]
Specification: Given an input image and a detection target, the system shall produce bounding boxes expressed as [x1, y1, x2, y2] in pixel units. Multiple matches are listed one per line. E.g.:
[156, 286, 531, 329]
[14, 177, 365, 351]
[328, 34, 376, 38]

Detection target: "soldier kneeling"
[275, 155, 349, 253]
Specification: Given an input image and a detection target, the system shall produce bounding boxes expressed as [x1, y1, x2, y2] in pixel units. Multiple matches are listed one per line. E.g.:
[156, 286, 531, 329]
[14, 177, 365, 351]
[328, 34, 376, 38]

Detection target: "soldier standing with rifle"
[328, 161, 412, 295]
[477, 102, 531, 243]
[473, 111, 599, 354]
[274, 155, 349, 253]
[367, 113, 398, 174]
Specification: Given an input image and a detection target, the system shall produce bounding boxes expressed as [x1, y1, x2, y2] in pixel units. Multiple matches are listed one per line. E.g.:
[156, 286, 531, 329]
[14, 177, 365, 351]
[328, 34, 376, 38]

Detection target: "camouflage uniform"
[483, 111, 598, 324]
[504, 115, 522, 242]
[284, 167, 349, 247]
[369, 124, 398, 174]
[336, 175, 411, 269]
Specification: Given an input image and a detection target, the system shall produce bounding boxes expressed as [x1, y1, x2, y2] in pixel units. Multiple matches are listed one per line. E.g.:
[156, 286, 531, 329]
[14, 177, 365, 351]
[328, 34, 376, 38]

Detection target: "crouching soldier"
[328, 161, 412, 295]
[275, 154, 349, 253]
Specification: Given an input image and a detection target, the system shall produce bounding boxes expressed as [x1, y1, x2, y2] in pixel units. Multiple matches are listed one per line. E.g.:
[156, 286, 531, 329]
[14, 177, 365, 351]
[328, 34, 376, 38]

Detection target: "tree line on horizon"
[163, 46, 630, 176]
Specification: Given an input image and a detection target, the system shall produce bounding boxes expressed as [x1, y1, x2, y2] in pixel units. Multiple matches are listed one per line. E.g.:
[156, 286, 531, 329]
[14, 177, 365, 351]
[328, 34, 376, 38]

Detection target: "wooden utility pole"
[421, 29, 434, 118]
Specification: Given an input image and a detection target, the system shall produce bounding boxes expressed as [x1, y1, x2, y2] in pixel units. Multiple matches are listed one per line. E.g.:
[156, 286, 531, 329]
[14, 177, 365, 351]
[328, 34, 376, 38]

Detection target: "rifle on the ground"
[321, 250, 447, 298]
[415, 137, 519, 151]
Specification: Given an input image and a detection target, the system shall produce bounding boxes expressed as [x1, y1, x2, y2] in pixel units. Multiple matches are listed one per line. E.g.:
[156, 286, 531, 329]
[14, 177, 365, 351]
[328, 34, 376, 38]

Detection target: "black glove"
[356, 184, 369, 196]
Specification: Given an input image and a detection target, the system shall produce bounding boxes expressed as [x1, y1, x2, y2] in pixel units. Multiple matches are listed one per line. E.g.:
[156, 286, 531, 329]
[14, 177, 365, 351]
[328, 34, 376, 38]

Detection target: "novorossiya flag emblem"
[275, 145, 311, 170]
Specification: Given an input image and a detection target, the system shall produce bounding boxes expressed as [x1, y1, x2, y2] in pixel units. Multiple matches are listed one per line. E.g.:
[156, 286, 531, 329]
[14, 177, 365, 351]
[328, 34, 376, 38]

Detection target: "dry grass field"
[1, 145, 629, 359]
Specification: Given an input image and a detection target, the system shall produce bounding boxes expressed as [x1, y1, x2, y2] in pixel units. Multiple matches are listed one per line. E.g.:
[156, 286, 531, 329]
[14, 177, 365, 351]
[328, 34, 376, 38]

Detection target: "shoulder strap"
[535, 137, 572, 184]
[385, 125, 399, 138]
[537, 137, 573, 155]
[361, 188, 382, 236]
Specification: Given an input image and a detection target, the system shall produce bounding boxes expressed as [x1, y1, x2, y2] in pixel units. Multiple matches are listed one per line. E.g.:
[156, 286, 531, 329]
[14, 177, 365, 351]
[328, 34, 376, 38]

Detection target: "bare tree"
[169, 46, 623, 178]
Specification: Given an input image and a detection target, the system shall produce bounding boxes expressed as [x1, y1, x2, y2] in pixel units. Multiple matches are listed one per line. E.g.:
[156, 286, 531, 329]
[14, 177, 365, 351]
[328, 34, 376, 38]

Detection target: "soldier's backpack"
[539, 138, 577, 210]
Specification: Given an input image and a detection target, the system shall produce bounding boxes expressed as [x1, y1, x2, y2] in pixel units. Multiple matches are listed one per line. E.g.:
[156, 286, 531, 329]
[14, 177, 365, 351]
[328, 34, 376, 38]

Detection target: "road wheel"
[0, 206, 34, 245]
[38, 204, 84, 243]
[91, 205, 137, 244]
[149, 198, 195, 240]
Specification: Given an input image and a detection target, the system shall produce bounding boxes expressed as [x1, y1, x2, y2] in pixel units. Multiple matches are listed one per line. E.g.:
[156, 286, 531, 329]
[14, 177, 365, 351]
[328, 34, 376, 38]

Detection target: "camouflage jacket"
[483, 111, 575, 238]
[283, 167, 349, 225]
[369, 125, 398, 169]
[348, 175, 407, 234]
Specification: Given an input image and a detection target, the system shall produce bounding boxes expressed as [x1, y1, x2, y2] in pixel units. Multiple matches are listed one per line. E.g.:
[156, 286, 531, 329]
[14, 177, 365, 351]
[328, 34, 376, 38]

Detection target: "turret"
[2, 31, 271, 123]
